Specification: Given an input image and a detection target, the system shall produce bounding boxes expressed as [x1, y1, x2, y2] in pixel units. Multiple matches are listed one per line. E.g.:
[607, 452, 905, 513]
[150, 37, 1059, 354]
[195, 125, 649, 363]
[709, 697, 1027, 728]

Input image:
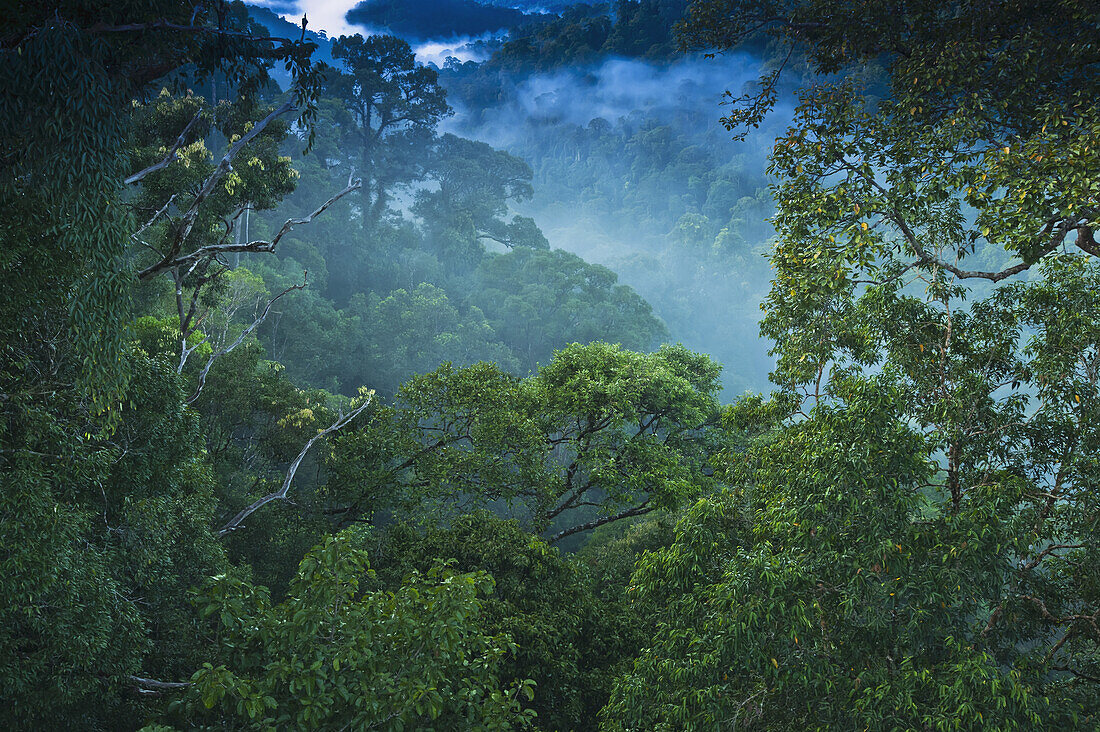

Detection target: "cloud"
[250, 0, 361, 38]
[414, 34, 502, 66]
[442, 52, 786, 150]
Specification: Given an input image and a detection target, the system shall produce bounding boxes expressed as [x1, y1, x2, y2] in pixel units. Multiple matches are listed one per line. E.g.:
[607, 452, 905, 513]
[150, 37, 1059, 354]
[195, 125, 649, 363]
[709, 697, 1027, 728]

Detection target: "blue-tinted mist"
[246, 0, 788, 396]
[438, 53, 791, 396]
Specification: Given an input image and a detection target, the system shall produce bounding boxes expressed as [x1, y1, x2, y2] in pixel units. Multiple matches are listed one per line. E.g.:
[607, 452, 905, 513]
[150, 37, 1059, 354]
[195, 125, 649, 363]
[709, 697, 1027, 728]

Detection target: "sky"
[249, 0, 360, 38]
[246, 0, 492, 62]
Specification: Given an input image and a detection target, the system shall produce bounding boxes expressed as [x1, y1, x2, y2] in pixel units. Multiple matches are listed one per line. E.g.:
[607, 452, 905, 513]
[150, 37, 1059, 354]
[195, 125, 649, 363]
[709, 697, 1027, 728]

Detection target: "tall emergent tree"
[329, 33, 452, 229]
[605, 0, 1100, 728]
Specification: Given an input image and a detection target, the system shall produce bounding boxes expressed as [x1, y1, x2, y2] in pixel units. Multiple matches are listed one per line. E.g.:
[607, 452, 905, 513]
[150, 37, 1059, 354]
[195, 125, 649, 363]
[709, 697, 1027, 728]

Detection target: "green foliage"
[605, 379, 1053, 729]
[345, 283, 520, 396]
[607, 0, 1100, 725]
[4, 4, 695, 730]
[0, 443, 145, 727]
[17, 0, 1100, 728]
[0, 347, 226, 727]
[471, 248, 669, 373]
[575, 512, 678, 604]
[489, 0, 689, 70]
[373, 513, 646, 730]
[167, 529, 535, 729]
[1, 19, 134, 420]
[3, 2, 322, 421]
[327, 342, 723, 541]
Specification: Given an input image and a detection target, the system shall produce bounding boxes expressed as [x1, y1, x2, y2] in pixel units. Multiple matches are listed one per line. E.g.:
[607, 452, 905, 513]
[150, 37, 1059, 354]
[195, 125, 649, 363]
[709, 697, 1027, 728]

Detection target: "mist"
[249, 0, 361, 37]
[443, 52, 769, 145]
[244, 0, 791, 397]
[413, 34, 502, 65]
[438, 52, 793, 395]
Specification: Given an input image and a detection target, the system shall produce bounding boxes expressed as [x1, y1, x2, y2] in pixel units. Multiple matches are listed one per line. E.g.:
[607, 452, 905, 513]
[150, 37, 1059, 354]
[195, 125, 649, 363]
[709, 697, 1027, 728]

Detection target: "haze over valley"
[248, 0, 783, 397]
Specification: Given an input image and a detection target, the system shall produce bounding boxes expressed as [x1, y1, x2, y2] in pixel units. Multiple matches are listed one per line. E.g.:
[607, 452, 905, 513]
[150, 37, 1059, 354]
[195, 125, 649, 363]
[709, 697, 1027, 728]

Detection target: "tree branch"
[546, 474, 591, 521]
[547, 500, 654, 544]
[129, 675, 191, 694]
[1050, 665, 1100, 685]
[132, 194, 177, 243]
[889, 207, 1035, 283]
[476, 231, 513, 247]
[137, 98, 296, 280]
[186, 275, 309, 404]
[125, 111, 202, 185]
[138, 171, 360, 279]
[843, 158, 1091, 282]
[87, 18, 301, 50]
[217, 394, 373, 537]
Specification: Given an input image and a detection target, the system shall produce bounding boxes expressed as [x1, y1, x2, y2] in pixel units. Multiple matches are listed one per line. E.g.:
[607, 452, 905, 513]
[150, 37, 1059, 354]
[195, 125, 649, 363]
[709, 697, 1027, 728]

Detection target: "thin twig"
[186, 275, 309, 403]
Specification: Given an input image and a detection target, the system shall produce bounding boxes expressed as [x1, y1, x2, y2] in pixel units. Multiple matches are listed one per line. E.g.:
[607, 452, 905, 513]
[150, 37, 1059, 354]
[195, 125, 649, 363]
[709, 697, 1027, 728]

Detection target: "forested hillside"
[2, 0, 1098, 729]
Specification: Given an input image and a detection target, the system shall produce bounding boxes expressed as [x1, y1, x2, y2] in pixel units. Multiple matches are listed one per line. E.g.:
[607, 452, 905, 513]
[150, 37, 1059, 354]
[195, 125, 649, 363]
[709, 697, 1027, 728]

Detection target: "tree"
[606, 0, 1100, 724]
[2, 0, 320, 410]
[604, 379, 1049, 728]
[127, 90, 359, 401]
[0, 345, 229, 727]
[161, 529, 535, 729]
[471, 248, 669, 373]
[326, 342, 723, 543]
[413, 133, 548, 269]
[329, 34, 452, 228]
[344, 283, 520, 397]
[371, 512, 645, 731]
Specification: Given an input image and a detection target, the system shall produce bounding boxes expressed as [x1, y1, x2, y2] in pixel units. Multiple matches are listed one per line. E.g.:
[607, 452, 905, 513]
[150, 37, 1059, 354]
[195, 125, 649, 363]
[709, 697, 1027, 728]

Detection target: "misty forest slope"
[250, 0, 784, 398]
[2, 0, 1098, 730]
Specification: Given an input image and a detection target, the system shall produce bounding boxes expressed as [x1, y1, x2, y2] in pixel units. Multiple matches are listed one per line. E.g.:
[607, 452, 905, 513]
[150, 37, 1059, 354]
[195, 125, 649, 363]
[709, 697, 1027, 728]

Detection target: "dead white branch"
[129, 675, 191, 695]
[217, 394, 374, 537]
[138, 171, 360, 279]
[125, 112, 202, 185]
[185, 275, 308, 404]
[137, 98, 296, 280]
[132, 194, 177, 242]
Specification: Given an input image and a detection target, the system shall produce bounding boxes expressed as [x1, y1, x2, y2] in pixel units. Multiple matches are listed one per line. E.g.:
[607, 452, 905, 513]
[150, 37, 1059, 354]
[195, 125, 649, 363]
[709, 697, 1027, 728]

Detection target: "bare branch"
[129, 675, 191, 694]
[137, 98, 296, 280]
[132, 194, 177, 241]
[125, 112, 202, 185]
[1020, 543, 1087, 573]
[186, 275, 308, 404]
[547, 500, 654, 544]
[217, 393, 374, 537]
[261, 171, 361, 252]
[138, 171, 360, 279]
[476, 232, 513, 247]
